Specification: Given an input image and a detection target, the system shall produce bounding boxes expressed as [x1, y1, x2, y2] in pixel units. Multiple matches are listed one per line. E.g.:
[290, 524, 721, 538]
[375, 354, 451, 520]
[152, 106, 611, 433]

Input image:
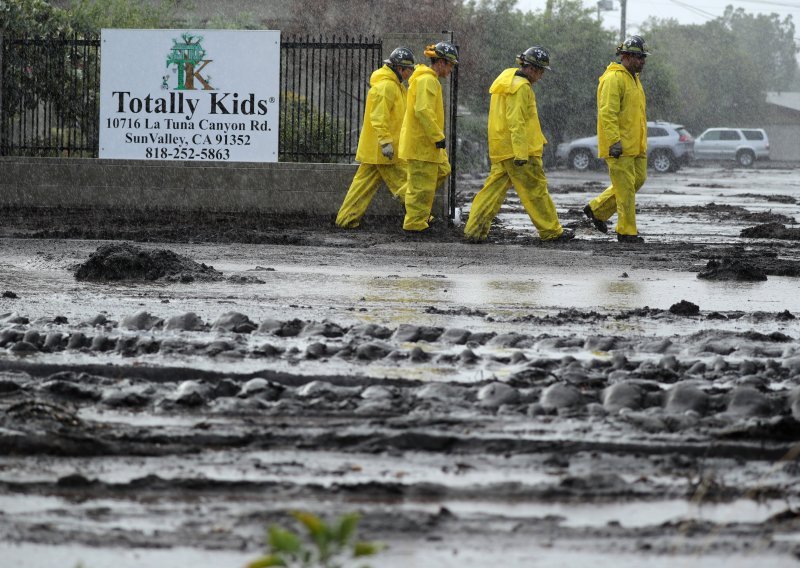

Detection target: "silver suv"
[555, 121, 694, 173]
[693, 128, 769, 167]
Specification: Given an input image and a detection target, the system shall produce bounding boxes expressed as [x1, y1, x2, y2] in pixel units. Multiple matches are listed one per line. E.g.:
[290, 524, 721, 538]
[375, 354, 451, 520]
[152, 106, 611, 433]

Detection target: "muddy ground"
[1, 164, 799, 567]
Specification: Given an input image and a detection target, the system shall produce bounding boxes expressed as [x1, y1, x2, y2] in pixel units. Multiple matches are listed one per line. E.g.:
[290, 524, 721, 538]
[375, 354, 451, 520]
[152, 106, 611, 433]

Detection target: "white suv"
[555, 121, 694, 173]
[693, 128, 769, 167]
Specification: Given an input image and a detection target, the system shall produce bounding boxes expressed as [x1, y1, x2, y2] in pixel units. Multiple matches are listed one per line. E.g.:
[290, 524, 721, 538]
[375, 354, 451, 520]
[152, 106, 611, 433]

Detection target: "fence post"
[0, 31, 4, 154]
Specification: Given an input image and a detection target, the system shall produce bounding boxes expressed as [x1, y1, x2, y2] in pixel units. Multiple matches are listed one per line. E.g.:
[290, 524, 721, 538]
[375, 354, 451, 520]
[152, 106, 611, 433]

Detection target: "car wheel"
[650, 149, 675, 173]
[736, 150, 755, 167]
[570, 149, 594, 171]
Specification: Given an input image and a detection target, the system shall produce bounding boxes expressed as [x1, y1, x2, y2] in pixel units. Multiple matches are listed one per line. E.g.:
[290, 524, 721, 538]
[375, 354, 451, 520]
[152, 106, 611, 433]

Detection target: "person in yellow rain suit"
[583, 35, 649, 244]
[464, 46, 574, 243]
[335, 47, 416, 229]
[398, 41, 458, 233]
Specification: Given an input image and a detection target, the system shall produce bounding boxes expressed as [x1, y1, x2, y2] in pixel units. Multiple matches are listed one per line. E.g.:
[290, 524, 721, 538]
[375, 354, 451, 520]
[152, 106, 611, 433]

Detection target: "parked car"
[692, 128, 769, 167]
[555, 121, 694, 173]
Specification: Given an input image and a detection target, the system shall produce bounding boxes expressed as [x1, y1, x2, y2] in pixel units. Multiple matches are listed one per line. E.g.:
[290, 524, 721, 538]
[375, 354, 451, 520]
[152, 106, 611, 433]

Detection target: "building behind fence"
[0, 33, 382, 163]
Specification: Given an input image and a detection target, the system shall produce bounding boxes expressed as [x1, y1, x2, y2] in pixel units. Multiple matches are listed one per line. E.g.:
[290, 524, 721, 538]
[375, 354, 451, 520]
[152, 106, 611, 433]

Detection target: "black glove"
[435, 139, 446, 149]
[513, 159, 528, 166]
[609, 141, 623, 158]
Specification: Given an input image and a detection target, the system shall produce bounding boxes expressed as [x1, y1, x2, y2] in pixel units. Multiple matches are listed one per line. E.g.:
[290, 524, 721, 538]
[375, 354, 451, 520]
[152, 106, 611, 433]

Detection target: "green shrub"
[247, 511, 383, 568]
[280, 93, 349, 163]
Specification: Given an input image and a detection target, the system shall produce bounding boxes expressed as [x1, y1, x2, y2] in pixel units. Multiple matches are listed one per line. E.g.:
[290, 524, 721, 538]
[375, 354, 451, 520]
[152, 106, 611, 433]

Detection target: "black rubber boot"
[617, 233, 645, 244]
[583, 205, 608, 233]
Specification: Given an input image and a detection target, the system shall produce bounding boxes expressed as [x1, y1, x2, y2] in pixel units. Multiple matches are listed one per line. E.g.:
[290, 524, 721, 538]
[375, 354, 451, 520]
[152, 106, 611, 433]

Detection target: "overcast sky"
[515, 0, 800, 38]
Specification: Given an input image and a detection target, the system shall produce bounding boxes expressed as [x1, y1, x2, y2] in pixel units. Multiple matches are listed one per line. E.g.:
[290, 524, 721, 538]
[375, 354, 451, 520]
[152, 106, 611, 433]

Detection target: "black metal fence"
[0, 35, 100, 157]
[0, 33, 382, 162]
[280, 35, 382, 162]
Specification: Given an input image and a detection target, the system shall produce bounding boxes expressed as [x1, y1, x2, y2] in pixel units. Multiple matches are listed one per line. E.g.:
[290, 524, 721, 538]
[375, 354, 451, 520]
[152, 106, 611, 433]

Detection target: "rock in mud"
[669, 300, 700, 316]
[164, 312, 206, 331]
[67, 332, 88, 349]
[440, 328, 471, 344]
[253, 342, 283, 357]
[740, 223, 800, 241]
[89, 335, 114, 351]
[540, 383, 583, 410]
[239, 378, 284, 400]
[477, 382, 519, 408]
[305, 342, 327, 359]
[174, 380, 208, 406]
[458, 348, 479, 364]
[41, 379, 101, 401]
[74, 242, 223, 282]
[347, 324, 393, 340]
[121, 311, 163, 331]
[101, 387, 152, 408]
[296, 380, 338, 399]
[212, 312, 257, 334]
[0, 329, 23, 347]
[10, 341, 38, 353]
[416, 383, 468, 402]
[43, 332, 65, 351]
[302, 321, 346, 338]
[487, 332, 525, 348]
[664, 383, 708, 415]
[361, 385, 396, 400]
[22, 330, 41, 347]
[356, 341, 392, 360]
[259, 318, 303, 337]
[697, 257, 767, 281]
[602, 382, 643, 413]
[726, 386, 772, 417]
[1, 313, 28, 325]
[788, 388, 800, 421]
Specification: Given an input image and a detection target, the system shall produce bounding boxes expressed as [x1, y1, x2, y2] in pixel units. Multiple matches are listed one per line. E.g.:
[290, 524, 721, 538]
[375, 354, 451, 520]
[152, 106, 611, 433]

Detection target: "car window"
[647, 127, 668, 137]
[702, 130, 722, 141]
[742, 130, 764, 140]
[719, 130, 741, 141]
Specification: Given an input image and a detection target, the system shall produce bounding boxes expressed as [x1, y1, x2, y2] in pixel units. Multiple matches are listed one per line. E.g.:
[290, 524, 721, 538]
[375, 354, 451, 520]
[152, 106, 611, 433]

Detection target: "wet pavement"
[1, 164, 799, 567]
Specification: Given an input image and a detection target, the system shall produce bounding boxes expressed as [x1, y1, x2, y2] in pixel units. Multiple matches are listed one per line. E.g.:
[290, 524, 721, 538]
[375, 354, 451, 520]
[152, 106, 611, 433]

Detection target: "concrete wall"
[0, 32, 453, 220]
[0, 157, 447, 219]
[764, 125, 800, 162]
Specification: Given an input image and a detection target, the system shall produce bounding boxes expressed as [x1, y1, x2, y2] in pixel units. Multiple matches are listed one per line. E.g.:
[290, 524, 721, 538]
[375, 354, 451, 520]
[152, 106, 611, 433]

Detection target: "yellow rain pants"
[335, 164, 407, 228]
[588, 155, 647, 236]
[464, 157, 562, 241]
[399, 64, 449, 231]
[402, 159, 450, 231]
[335, 65, 408, 229]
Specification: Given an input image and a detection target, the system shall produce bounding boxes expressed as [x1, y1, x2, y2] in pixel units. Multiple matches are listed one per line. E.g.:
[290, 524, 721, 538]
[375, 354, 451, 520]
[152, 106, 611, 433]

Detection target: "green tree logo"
[166, 32, 214, 90]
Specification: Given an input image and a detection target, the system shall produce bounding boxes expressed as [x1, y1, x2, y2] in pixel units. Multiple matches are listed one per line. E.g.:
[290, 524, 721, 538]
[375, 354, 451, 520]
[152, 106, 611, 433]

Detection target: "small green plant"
[246, 511, 382, 568]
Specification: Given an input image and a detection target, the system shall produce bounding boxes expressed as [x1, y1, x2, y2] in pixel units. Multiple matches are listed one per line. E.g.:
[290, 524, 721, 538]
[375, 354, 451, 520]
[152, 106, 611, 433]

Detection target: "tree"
[642, 17, 774, 131]
[722, 6, 798, 93]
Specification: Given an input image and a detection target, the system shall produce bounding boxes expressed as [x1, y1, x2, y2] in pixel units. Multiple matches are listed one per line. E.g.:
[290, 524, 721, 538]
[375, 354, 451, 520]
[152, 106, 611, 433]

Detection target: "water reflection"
[600, 279, 643, 310]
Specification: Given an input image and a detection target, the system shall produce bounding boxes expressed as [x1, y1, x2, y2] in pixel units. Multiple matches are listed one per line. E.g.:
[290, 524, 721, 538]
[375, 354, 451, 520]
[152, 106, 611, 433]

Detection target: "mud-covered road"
[1, 164, 799, 567]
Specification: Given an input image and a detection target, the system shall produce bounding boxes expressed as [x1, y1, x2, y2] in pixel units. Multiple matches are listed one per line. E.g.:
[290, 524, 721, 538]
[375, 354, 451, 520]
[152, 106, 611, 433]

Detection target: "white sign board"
[100, 29, 280, 162]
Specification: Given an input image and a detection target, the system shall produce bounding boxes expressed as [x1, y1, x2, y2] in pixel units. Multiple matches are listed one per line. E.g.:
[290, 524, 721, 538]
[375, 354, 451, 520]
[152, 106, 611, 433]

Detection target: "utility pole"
[545, 0, 554, 18]
[620, 0, 627, 42]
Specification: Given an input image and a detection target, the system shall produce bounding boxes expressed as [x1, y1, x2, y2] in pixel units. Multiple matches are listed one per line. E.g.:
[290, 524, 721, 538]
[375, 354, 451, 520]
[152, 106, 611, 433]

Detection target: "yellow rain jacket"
[355, 65, 407, 164]
[487, 68, 547, 163]
[597, 62, 647, 159]
[398, 64, 447, 164]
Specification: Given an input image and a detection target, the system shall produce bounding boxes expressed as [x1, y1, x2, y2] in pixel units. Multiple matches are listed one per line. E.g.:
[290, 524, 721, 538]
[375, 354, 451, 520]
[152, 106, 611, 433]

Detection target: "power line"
[726, 0, 800, 8]
[666, 0, 718, 20]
